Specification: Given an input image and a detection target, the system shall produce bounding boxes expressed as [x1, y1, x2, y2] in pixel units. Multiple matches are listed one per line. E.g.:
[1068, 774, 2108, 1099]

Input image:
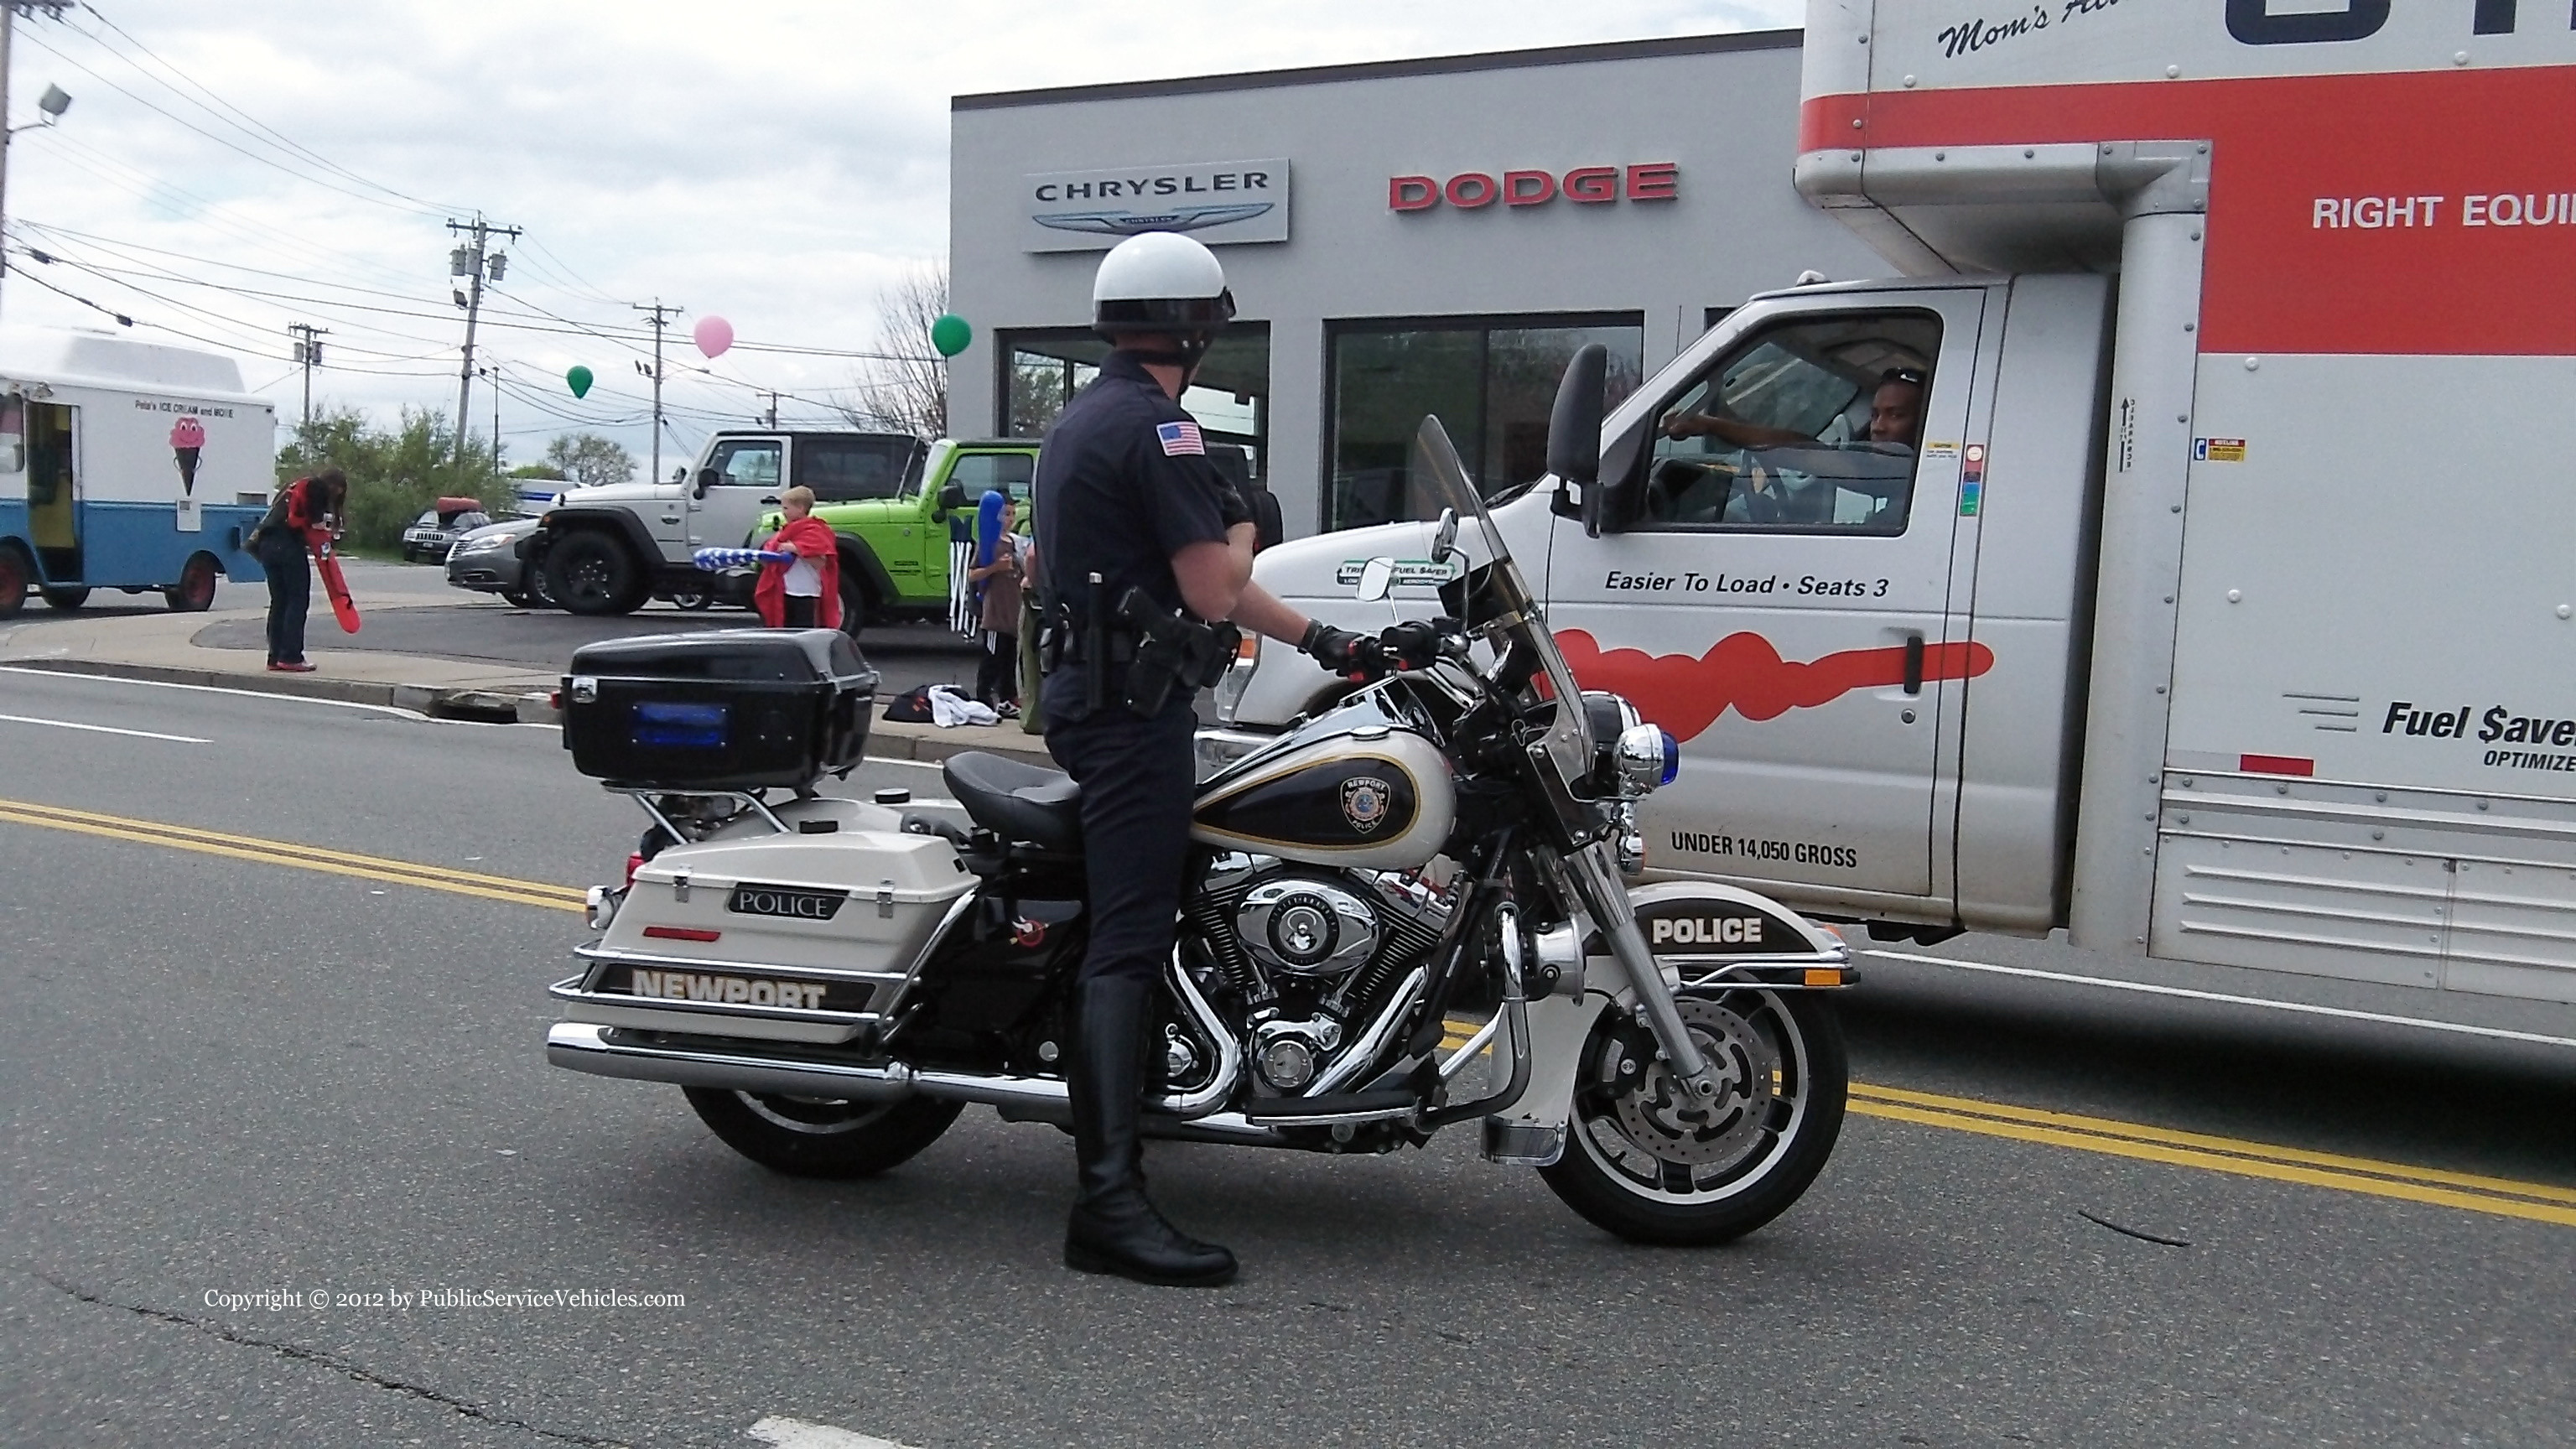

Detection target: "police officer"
[1036, 231, 1371, 1287]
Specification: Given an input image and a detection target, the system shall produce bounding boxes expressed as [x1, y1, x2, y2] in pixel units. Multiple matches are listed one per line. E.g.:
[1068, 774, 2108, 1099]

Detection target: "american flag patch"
[1156, 419, 1205, 457]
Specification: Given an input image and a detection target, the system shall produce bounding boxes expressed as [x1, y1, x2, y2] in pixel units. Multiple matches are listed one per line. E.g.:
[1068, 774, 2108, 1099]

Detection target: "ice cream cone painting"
[170, 416, 205, 495]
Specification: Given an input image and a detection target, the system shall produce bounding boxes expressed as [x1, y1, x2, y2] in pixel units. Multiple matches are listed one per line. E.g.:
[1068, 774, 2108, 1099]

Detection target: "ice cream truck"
[1211, 3, 2576, 1004]
[0, 328, 276, 617]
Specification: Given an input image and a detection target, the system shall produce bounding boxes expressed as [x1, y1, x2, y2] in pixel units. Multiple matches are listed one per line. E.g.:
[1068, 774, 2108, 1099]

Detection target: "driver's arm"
[1172, 525, 1310, 644]
[1664, 410, 1809, 449]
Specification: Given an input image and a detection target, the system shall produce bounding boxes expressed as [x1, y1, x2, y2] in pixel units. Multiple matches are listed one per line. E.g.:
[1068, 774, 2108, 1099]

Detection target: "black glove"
[1298, 610, 1380, 675]
[1300, 620, 1383, 677]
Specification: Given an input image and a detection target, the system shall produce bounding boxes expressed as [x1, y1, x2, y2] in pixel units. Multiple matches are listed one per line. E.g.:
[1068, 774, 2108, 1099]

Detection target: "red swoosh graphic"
[1555, 631, 1995, 742]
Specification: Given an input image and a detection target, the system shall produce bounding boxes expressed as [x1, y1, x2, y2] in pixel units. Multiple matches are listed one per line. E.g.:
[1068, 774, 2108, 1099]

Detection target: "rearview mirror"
[1428, 507, 1459, 565]
[1545, 344, 1610, 537]
[1355, 557, 1396, 602]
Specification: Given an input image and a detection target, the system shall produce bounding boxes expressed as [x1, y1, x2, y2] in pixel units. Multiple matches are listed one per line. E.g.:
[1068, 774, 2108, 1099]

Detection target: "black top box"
[563, 629, 878, 789]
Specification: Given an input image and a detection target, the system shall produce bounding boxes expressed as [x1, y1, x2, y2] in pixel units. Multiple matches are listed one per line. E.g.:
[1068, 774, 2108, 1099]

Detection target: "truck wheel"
[837, 571, 870, 636]
[163, 554, 219, 612]
[39, 586, 90, 610]
[682, 1087, 961, 1179]
[546, 532, 644, 616]
[0, 544, 29, 619]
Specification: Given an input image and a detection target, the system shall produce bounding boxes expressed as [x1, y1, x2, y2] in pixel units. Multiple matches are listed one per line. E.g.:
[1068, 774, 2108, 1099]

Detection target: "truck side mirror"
[937, 481, 968, 512]
[1545, 344, 1609, 537]
[693, 466, 719, 500]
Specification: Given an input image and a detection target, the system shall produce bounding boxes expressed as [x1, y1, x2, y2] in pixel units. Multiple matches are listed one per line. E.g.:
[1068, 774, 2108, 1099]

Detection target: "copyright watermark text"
[201, 1286, 684, 1313]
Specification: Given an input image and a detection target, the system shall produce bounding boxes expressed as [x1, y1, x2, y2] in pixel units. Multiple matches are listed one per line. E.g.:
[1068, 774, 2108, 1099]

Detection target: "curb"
[10, 657, 1059, 766]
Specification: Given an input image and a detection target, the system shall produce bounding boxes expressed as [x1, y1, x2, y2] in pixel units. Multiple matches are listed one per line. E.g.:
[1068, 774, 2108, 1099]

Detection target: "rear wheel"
[39, 586, 89, 610]
[836, 569, 870, 637]
[163, 553, 218, 612]
[0, 544, 29, 619]
[1539, 989, 1846, 1246]
[545, 531, 645, 615]
[683, 1087, 962, 1178]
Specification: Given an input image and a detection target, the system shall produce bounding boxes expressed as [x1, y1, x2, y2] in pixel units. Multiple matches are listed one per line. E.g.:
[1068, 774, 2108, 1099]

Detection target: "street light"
[8, 80, 65, 134]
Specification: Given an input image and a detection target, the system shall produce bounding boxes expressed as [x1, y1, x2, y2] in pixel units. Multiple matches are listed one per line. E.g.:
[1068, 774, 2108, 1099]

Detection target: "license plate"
[601, 964, 866, 1013]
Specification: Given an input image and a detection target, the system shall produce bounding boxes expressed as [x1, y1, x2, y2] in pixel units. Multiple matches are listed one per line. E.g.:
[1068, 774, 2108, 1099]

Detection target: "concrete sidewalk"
[0, 595, 1052, 766]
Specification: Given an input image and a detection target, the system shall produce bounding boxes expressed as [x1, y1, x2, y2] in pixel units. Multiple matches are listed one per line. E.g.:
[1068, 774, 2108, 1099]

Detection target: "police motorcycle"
[545, 359, 1853, 1246]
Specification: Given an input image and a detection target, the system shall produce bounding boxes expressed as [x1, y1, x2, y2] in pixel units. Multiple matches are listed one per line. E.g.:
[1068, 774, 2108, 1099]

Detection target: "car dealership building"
[947, 29, 1883, 538]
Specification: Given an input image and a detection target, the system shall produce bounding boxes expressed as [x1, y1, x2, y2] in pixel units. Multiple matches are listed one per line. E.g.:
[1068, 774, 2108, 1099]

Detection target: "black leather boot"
[1064, 975, 1238, 1286]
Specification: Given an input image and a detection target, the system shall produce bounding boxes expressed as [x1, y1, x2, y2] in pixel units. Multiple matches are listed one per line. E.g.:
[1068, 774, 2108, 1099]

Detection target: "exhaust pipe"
[546, 1022, 1256, 1124]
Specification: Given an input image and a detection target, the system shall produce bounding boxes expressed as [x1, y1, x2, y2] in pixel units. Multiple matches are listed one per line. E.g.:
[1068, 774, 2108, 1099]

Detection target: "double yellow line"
[1852, 1082, 2576, 1228]
[5, 794, 2571, 1228]
[0, 796, 585, 914]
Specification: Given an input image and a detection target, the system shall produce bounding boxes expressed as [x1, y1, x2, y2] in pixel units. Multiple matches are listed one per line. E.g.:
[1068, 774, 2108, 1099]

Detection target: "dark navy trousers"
[1045, 697, 1199, 986]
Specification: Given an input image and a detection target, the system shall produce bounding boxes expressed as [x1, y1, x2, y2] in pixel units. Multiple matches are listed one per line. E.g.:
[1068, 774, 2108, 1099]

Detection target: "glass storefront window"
[1326, 315, 1642, 531]
[1000, 325, 1270, 486]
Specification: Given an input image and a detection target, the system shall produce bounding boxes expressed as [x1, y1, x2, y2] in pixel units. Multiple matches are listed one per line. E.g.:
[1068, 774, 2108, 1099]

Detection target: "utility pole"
[0, 1, 75, 323]
[478, 362, 501, 494]
[446, 214, 519, 468]
[631, 299, 679, 484]
[288, 323, 327, 428]
[764, 392, 779, 428]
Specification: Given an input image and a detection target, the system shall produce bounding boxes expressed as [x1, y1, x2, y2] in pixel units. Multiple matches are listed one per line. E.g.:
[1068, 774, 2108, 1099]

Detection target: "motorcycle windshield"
[1408, 417, 1593, 786]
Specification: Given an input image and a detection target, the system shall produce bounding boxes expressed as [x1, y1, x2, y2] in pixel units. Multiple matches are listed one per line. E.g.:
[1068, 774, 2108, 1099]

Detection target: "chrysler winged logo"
[1031, 201, 1275, 237]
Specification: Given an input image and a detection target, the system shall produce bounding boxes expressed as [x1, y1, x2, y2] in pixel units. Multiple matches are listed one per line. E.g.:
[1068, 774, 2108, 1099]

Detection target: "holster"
[1112, 587, 1239, 717]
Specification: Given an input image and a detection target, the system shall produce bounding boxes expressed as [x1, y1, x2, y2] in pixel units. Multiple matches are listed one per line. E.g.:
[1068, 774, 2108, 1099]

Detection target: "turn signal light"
[1803, 967, 1843, 988]
[641, 926, 722, 943]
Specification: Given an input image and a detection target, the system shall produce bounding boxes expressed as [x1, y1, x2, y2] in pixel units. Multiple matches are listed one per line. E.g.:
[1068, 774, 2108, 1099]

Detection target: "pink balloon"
[693, 314, 735, 359]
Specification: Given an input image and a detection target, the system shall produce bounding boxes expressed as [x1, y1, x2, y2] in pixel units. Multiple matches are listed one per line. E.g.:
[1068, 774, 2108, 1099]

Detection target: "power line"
[13, 23, 452, 218]
[74, 3, 467, 216]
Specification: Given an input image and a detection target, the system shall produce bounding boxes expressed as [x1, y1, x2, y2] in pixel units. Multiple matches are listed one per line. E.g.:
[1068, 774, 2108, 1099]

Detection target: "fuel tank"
[1192, 702, 1453, 870]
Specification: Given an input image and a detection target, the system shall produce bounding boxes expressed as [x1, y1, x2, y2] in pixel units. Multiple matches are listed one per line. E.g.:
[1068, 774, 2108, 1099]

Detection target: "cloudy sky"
[0, 0, 1797, 476]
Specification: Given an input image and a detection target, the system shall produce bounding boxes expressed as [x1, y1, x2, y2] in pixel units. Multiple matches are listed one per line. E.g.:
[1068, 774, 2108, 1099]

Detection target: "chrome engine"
[1188, 854, 1452, 1095]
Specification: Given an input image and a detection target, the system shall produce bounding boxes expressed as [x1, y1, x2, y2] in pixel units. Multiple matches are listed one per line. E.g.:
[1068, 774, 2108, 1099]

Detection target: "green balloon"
[929, 314, 972, 358]
[566, 365, 594, 398]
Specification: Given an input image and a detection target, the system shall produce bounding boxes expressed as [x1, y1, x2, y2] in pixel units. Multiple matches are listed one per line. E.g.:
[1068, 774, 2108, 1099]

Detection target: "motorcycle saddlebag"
[562, 628, 878, 789]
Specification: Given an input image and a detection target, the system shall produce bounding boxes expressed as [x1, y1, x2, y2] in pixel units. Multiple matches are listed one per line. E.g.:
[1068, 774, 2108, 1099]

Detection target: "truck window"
[797, 437, 919, 502]
[706, 439, 782, 489]
[946, 451, 1035, 504]
[1636, 312, 1940, 536]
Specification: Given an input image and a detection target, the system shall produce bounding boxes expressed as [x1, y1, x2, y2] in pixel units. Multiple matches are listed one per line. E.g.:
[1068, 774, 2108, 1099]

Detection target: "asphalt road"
[2, 667, 2572, 1447]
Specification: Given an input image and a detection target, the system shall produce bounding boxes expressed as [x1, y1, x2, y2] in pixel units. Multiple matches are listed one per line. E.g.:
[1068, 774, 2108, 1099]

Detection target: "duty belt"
[1041, 576, 1238, 718]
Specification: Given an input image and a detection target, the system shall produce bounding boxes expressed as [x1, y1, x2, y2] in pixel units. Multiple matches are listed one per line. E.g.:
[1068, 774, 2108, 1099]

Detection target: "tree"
[509, 462, 565, 480]
[844, 262, 948, 440]
[278, 405, 496, 553]
[543, 433, 636, 488]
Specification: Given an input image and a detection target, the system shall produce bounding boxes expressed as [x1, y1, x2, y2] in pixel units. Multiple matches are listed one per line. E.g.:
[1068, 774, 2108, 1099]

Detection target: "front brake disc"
[1607, 996, 1779, 1167]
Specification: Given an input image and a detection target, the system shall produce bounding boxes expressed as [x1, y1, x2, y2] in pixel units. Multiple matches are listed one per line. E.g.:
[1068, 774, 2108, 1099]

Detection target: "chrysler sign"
[1021, 158, 1292, 252]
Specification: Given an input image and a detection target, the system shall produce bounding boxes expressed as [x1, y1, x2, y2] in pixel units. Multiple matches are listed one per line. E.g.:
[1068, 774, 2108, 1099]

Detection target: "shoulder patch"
[1155, 419, 1205, 457]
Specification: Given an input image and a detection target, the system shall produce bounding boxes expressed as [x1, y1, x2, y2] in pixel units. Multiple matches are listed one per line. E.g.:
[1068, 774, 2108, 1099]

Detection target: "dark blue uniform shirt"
[1034, 350, 1244, 626]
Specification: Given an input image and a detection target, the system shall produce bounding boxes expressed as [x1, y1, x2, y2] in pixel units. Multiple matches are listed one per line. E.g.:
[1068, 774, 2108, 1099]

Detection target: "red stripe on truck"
[2239, 754, 2315, 777]
[1800, 65, 2576, 356]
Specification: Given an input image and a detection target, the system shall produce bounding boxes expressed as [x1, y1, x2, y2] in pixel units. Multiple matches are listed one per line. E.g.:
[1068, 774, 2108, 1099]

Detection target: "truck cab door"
[1547, 288, 1990, 907]
[688, 436, 786, 552]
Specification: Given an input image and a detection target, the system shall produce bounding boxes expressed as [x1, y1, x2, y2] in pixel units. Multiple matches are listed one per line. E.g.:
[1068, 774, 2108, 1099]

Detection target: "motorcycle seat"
[942, 751, 1082, 853]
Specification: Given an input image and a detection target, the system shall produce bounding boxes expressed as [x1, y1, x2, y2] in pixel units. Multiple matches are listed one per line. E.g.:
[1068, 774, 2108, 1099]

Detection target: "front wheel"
[545, 532, 644, 615]
[682, 1087, 961, 1179]
[1539, 989, 1846, 1246]
[39, 586, 89, 610]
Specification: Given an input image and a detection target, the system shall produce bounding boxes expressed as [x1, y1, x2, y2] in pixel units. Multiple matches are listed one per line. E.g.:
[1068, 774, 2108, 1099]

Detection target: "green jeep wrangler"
[756, 438, 1039, 632]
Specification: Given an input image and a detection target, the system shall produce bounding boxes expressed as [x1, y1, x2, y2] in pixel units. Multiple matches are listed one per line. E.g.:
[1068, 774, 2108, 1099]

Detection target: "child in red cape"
[752, 486, 843, 630]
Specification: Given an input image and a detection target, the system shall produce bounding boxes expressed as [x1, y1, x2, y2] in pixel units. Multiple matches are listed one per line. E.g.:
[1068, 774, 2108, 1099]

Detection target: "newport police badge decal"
[1340, 776, 1393, 835]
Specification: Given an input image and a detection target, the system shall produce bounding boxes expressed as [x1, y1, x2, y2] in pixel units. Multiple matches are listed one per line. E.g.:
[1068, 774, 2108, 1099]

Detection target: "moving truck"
[1206, 2, 2576, 1003]
[0, 329, 274, 616]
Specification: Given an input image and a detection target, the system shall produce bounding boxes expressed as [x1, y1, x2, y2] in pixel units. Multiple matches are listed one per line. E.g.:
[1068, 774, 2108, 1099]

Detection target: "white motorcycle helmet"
[1091, 231, 1235, 370]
